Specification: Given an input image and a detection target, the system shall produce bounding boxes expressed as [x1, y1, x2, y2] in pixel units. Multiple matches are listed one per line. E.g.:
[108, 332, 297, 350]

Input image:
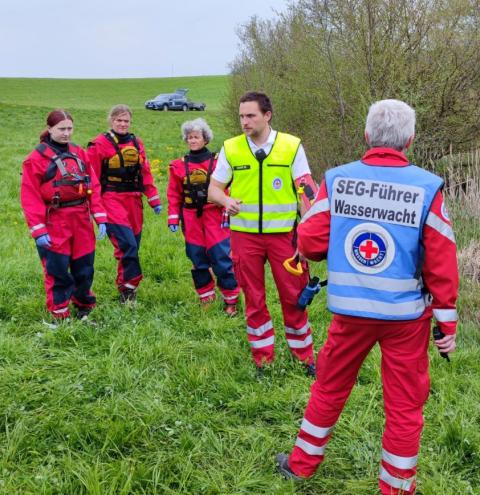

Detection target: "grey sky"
[1, 0, 290, 78]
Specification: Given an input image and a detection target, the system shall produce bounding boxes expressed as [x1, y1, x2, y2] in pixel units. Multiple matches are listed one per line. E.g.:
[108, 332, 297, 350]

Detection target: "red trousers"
[182, 206, 239, 303]
[288, 314, 431, 494]
[103, 192, 143, 292]
[230, 231, 314, 367]
[38, 204, 96, 318]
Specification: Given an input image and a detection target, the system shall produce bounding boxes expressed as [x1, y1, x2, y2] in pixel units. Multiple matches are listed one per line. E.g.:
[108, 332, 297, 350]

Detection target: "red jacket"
[21, 141, 106, 239]
[167, 150, 221, 225]
[298, 148, 459, 334]
[87, 133, 161, 209]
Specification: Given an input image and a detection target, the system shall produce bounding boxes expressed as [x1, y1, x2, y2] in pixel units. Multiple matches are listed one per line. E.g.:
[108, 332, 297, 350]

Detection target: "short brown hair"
[108, 104, 132, 124]
[239, 91, 273, 121]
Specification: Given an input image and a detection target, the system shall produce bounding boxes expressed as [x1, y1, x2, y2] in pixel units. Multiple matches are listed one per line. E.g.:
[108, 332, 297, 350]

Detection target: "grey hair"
[365, 99, 415, 151]
[181, 118, 213, 144]
[108, 104, 132, 124]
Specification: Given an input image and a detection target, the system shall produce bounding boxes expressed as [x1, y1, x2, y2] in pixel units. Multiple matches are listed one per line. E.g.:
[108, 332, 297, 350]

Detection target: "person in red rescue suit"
[208, 92, 319, 376]
[87, 104, 162, 303]
[20, 109, 108, 322]
[167, 118, 240, 315]
[275, 99, 459, 494]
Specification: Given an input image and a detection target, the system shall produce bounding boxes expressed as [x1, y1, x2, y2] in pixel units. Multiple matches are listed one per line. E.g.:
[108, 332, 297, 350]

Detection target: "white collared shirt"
[212, 129, 311, 184]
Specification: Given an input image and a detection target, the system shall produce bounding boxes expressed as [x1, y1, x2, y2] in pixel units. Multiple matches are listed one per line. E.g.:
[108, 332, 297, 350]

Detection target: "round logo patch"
[440, 201, 450, 221]
[272, 177, 283, 190]
[344, 223, 395, 274]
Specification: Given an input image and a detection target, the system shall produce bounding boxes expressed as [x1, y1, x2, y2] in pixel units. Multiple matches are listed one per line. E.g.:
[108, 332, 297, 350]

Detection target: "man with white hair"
[276, 99, 458, 494]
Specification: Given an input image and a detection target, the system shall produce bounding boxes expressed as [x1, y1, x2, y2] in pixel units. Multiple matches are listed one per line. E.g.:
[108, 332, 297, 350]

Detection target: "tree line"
[226, 0, 480, 174]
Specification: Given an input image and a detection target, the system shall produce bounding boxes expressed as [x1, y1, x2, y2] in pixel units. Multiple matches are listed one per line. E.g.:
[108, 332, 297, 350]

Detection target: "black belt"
[48, 197, 87, 208]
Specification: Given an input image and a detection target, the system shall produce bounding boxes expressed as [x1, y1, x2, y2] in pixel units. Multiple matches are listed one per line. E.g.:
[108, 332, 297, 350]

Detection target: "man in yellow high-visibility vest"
[208, 91, 318, 376]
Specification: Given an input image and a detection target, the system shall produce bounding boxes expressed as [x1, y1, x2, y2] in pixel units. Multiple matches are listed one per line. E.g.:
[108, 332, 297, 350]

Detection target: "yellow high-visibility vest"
[224, 132, 300, 233]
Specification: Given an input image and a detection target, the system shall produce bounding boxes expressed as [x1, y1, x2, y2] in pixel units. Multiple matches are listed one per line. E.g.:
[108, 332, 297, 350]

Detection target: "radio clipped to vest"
[183, 154, 215, 218]
[37, 143, 91, 208]
[101, 132, 144, 193]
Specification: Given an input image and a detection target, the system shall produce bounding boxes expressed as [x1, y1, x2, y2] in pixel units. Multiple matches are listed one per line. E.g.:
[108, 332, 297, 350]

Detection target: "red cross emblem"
[359, 239, 379, 259]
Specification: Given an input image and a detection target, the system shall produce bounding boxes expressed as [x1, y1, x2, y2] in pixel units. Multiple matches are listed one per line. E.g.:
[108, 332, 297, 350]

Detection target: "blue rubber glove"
[97, 223, 107, 240]
[153, 205, 162, 215]
[35, 234, 51, 248]
[168, 224, 179, 233]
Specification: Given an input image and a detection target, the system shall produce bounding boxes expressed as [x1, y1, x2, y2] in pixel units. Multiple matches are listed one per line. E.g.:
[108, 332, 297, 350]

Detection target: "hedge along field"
[0, 77, 478, 495]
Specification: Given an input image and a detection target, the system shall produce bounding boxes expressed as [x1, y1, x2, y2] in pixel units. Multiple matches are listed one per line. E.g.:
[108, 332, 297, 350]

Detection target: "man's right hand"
[168, 224, 179, 233]
[35, 234, 52, 248]
[224, 197, 242, 216]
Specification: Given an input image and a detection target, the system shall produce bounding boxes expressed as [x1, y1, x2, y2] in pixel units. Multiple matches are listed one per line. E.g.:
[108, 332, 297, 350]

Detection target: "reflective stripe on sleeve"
[379, 466, 415, 491]
[285, 321, 310, 336]
[93, 213, 107, 218]
[328, 271, 421, 292]
[382, 449, 417, 470]
[425, 212, 456, 243]
[433, 308, 458, 322]
[30, 223, 46, 233]
[250, 336, 275, 349]
[287, 334, 313, 349]
[247, 320, 273, 337]
[300, 418, 334, 439]
[148, 195, 160, 202]
[328, 294, 425, 317]
[168, 214, 180, 220]
[300, 198, 330, 224]
[295, 437, 326, 456]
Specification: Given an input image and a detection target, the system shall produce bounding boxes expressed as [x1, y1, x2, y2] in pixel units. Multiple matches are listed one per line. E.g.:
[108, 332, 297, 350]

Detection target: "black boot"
[120, 289, 137, 304]
[305, 362, 316, 377]
[275, 453, 303, 480]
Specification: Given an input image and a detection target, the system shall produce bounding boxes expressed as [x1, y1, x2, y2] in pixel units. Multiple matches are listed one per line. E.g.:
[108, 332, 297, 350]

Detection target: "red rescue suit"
[21, 138, 107, 318]
[87, 131, 161, 293]
[287, 148, 459, 494]
[167, 148, 239, 304]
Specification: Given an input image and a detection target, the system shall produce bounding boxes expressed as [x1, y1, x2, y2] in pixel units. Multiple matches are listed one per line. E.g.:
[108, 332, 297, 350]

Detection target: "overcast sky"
[1, 0, 290, 78]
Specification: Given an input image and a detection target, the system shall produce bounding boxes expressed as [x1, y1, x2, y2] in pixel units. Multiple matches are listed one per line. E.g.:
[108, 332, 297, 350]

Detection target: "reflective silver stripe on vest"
[287, 334, 313, 349]
[240, 203, 297, 213]
[379, 466, 415, 491]
[295, 437, 326, 456]
[247, 320, 273, 337]
[328, 271, 421, 292]
[433, 308, 458, 322]
[285, 321, 310, 336]
[301, 418, 334, 439]
[30, 223, 46, 233]
[230, 217, 295, 229]
[425, 212, 456, 243]
[300, 198, 330, 224]
[328, 294, 425, 317]
[250, 336, 275, 349]
[382, 449, 418, 470]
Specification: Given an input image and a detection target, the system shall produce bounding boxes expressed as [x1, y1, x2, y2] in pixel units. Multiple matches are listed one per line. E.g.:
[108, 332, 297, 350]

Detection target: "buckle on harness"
[51, 193, 61, 208]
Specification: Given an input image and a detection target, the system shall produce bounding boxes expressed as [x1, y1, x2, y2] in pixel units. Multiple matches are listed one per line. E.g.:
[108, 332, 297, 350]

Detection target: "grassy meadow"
[0, 76, 479, 494]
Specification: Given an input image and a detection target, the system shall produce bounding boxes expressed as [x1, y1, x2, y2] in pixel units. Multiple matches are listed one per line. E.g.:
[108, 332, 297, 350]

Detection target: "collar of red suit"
[361, 147, 410, 167]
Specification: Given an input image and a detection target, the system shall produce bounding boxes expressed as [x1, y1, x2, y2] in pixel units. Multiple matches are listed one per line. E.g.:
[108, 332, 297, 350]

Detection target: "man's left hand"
[434, 333, 456, 354]
[153, 205, 162, 215]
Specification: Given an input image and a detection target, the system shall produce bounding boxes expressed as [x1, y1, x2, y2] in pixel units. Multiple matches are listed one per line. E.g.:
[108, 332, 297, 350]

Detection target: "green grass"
[0, 76, 479, 494]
